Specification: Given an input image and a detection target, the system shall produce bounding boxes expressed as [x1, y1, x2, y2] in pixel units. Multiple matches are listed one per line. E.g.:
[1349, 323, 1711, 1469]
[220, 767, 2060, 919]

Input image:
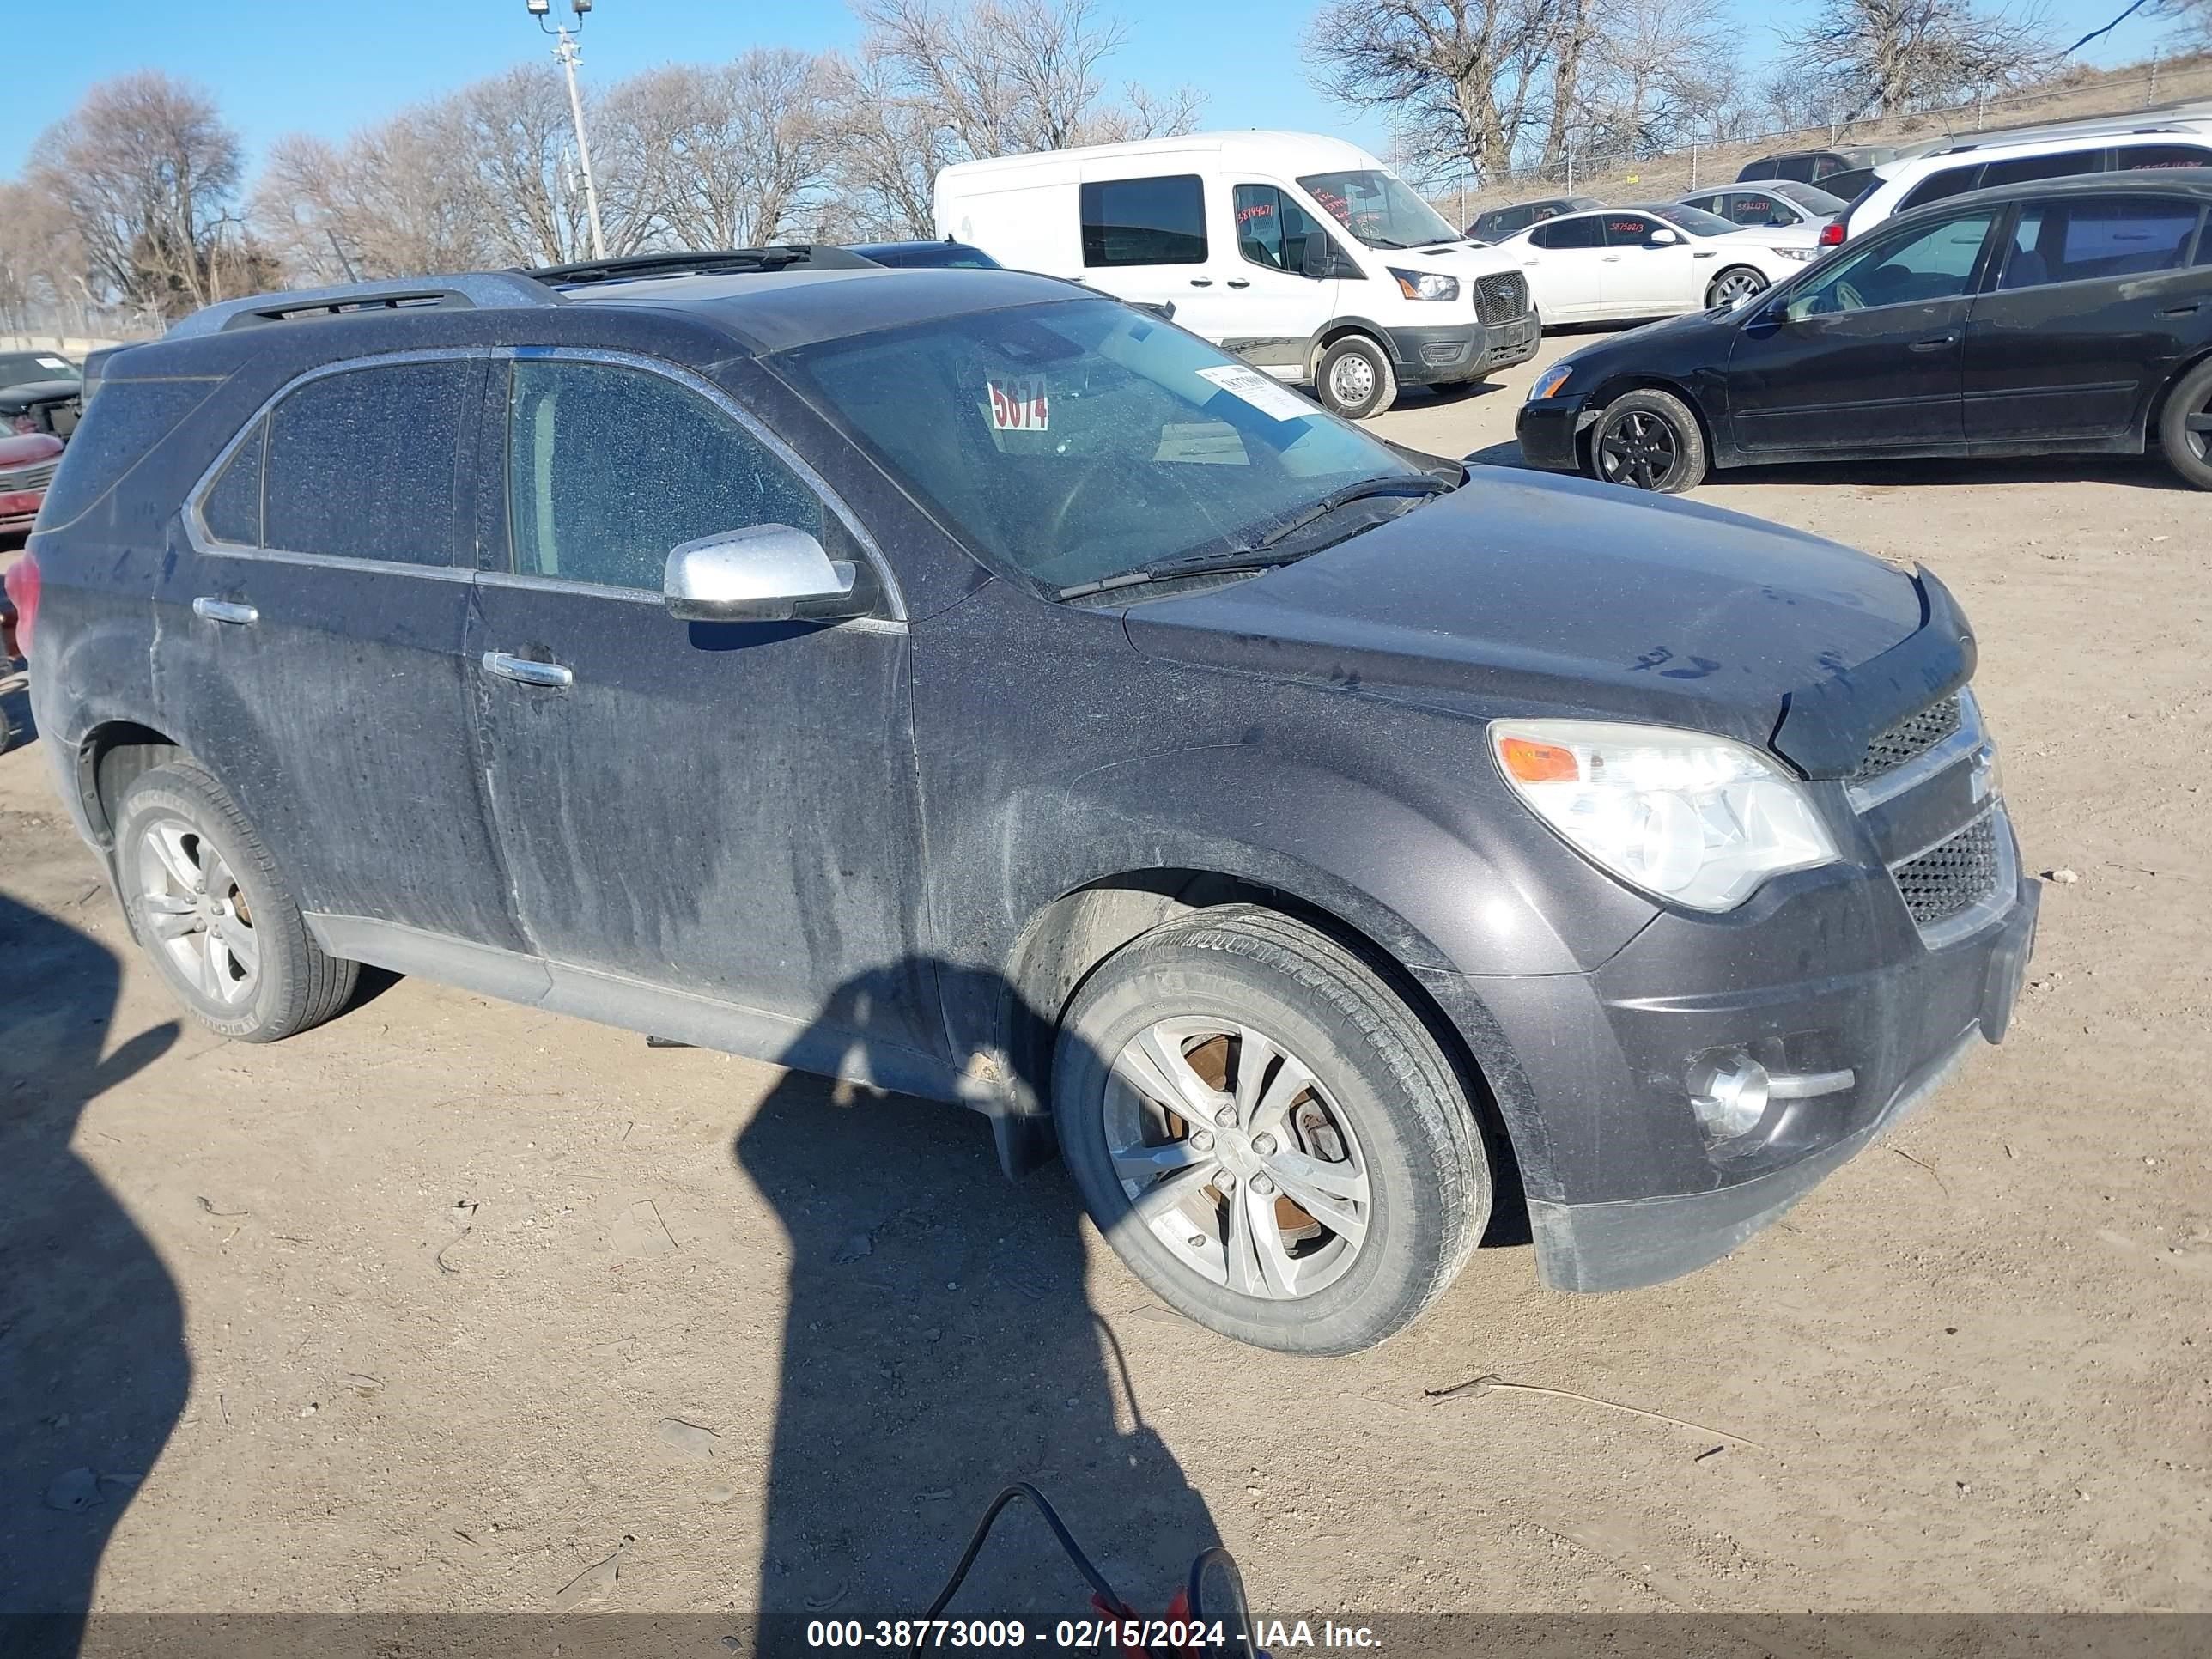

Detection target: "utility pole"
[527, 0, 605, 261]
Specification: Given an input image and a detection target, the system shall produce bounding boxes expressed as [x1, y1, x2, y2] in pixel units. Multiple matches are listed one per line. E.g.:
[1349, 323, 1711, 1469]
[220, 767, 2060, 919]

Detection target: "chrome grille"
[1854, 693, 1962, 784]
[1893, 812, 2000, 927]
[0, 459, 58, 492]
[1476, 271, 1528, 325]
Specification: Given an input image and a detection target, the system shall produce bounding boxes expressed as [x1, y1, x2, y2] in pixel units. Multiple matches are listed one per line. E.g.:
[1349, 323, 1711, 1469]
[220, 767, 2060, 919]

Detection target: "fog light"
[1688, 1049, 1770, 1140]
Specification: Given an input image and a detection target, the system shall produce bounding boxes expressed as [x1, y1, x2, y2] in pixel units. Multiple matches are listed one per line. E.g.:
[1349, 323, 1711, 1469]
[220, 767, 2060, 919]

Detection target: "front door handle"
[482, 651, 574, 689]
[1225, 278, 1251, 289]
[1909, 335, 1958, 352]
[1188, 278, 1213, 287]
[2160, 301, 2202, 316]
[191, 598, 258, 625]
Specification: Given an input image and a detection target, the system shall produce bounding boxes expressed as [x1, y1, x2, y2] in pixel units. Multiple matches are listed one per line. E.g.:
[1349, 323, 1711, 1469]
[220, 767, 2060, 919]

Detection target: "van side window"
[506, 361, 824, 592]
[1899, 165, 1984, 212]
[1081, 175, 1207, 267]
[1232, 185, 1321, 272]
[264, 361, 471, 566]
[1529, 216, 1601, 250]
[201, 418, 266, 545]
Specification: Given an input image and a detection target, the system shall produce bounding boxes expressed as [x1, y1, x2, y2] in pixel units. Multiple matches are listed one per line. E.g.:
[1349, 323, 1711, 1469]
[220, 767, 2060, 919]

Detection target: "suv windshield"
[0, 352, 82, 389]
[774, 298, 1428, 594]
[1297, 170, 1461, 250]
[1638, 204, 1741, 238]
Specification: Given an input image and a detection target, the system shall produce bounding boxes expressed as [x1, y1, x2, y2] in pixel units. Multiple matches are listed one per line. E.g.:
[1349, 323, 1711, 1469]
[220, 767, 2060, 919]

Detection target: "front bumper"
[1388, 312, 1540, 387]
[1419, 809, 2039, 1291]
[1514, 392, 1593, 471]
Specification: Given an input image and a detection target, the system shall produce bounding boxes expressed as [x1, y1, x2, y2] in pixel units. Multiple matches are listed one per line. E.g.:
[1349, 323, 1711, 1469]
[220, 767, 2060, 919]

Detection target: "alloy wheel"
[1711, 269, 1766, 307]
[1596, 410, 1680, 489]
[2186, 392, 2212, 463]
[137, 817, 261, 1006]
[1103, 1017, 1371, 1300]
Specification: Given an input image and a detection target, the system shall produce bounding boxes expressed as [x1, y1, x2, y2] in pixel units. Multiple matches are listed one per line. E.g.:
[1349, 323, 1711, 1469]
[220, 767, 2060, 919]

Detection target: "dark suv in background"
[14, 248, 2035, 1354]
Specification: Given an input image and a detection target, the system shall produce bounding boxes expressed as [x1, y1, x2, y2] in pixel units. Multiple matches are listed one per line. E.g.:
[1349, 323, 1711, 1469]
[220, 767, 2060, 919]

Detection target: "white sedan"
[1495, 204, 1820, 325]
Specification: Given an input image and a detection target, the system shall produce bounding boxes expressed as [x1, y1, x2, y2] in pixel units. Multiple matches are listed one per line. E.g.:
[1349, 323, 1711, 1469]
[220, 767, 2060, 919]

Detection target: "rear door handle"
[2160, 301, 2202, 316]
[1225, 278, 1250, 289]
[191, 598, 258, 625]
[1909, 335, 1957, 352]
[482, 651, 574, 689]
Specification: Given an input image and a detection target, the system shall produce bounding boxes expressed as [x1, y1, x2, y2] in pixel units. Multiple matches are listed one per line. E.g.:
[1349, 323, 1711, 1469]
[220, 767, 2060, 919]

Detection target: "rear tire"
[1585, 388, 1708, 493]
[1054, 905, 1490, 1355]
[1315, 336, 1397, 420]
[116, 761, 357, 1042]
[2157, 357, 2212, 489]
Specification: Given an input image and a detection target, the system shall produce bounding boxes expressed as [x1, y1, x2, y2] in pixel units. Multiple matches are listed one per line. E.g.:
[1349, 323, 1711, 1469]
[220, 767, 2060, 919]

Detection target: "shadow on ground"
[732, 963, 1220, 1639]
[0, 890, 183, 1652]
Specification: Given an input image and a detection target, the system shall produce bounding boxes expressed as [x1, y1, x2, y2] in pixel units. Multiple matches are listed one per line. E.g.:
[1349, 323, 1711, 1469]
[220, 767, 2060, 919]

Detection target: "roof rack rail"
[166, 272, 562, 340]
[1929, 122, 2185, 157]
[530, 245, 881, 286]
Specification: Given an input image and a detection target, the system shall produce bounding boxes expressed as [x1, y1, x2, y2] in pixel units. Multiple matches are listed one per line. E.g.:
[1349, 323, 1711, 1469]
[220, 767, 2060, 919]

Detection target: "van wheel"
[1705, 266, 1768, 309]
[1054, 905, 1490, 1355]
[116, 761, 357, 1042]
[1586, 389, 1707, 493]
[2157, 357, 2212, 489]
[1316, 337, 1396, 419]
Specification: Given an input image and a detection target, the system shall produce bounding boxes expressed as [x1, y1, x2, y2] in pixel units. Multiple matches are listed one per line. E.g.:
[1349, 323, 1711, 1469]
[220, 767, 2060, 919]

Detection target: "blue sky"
[3, 0, 2171, 179]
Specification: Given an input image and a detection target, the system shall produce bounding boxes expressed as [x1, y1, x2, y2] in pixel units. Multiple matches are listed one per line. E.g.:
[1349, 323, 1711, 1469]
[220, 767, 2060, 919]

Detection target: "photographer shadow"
[732, 961, 1218, 1645]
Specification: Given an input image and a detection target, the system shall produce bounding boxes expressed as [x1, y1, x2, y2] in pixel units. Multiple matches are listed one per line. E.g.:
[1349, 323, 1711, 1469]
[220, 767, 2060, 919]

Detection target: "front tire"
[1705, 265, 1769, 309]
[116, 760, 357, 1042]
[1315, 336, 1397, 420]
[2157, 357, 2212, 489]
[1585, 388, 1708, 493]
[1054, 906, 1490, 1355]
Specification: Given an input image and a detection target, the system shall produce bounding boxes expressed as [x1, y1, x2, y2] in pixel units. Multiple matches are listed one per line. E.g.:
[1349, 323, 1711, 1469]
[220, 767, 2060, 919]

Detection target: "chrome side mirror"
[663, 524, 860, 623]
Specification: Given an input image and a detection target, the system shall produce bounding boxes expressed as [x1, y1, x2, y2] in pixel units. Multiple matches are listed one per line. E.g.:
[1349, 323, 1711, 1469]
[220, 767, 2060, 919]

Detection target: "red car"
[0, 430, 64, 536]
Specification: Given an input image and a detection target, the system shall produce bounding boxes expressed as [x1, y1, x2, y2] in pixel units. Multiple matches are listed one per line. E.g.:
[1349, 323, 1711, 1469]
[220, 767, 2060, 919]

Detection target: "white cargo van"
[935, 131, 1541, 417]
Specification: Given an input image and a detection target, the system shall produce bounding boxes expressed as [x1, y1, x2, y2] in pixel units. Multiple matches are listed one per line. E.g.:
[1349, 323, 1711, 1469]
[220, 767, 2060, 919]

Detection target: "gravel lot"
[3, 331, 2208, 1638]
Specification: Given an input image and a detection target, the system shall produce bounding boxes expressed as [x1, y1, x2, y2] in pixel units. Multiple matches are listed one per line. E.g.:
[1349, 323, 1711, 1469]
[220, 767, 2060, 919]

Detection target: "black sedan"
[1516, 168, 2212, 492]
[0, 350, 83, 441]
[842, 239, 1001, 269]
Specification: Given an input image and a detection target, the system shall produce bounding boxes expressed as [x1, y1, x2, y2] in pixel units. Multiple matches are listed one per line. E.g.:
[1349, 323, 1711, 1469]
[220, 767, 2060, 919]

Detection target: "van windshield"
[1297, 170, 1462, 251]
[772, 298, 1430, 595]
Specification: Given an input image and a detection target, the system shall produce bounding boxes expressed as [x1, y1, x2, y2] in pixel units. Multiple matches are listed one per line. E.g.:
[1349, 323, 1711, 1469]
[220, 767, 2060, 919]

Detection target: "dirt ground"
[3, 332, 2209, 1642]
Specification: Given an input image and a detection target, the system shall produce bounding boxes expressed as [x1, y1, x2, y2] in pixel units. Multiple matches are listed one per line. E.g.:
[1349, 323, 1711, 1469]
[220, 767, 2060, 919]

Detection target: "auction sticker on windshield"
[1196, 363, 1316, 423]
[988, 377, 1049, 431]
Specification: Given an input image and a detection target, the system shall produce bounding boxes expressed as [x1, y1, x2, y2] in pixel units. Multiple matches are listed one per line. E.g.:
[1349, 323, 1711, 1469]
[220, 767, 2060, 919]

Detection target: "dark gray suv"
[13, 249, 2037, 1353]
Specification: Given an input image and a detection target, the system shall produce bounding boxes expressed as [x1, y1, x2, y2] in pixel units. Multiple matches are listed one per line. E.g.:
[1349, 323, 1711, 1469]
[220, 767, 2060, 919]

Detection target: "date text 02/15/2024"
[802, 1617, 1383, 1649]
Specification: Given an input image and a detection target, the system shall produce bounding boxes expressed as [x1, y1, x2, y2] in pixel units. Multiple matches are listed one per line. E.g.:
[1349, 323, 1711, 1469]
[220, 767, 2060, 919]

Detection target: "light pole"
[527, 0, 605, 261]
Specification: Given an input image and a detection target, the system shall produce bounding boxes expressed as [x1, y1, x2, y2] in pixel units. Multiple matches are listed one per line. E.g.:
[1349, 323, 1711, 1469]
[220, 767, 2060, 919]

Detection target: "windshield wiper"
[1245, 472, 1451, 552]
[1051, 474, 1453, 600]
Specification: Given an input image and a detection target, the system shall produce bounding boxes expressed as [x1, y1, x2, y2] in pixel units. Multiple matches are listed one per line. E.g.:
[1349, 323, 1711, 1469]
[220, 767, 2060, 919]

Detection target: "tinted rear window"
[31, 376, 224, 535]
[1979, 149, 2104, 190]
[1900, 164, 1984, 211]
[264, 360, 472, 566]
[1081, 175, 1207, 266]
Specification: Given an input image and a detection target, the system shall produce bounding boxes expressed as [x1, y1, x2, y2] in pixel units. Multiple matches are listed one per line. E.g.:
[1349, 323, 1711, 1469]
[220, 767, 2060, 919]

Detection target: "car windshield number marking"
[988, 377, 1050, 432]
[1195, 363, 1316, 424]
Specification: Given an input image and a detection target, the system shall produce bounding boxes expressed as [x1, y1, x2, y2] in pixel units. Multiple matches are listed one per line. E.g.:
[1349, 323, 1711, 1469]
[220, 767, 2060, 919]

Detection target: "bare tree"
[26, 71, 252, 319]
[252, 104, 499, 285]
[1776, 0, 2060, 119]
[2153, 0, 2210, 45]
[0, 179, 88, 333]
[598, 52, 841, 250]
[821, 42, 957, 239]
[1576, 0, 1743, 155]
[1305, 0, 1577, 185]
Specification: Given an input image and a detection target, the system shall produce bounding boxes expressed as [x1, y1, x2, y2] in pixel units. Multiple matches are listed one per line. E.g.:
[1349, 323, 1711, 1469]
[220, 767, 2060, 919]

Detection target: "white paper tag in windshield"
[988, 376, 1048, 431]
[1195, 364, 1316, 423]
[36, 356, 69, 371]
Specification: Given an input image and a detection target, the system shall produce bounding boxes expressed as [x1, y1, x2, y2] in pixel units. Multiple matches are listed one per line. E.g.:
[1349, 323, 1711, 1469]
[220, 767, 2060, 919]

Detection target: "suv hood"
[1121, 468, 1953, 772]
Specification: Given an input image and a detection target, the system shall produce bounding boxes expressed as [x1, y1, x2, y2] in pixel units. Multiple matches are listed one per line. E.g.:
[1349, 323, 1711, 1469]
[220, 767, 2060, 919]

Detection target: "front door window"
[1784, 212, 1998, 319]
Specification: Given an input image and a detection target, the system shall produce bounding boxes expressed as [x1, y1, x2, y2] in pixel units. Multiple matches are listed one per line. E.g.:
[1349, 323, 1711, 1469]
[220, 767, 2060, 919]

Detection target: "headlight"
[1492, 720, 1838, 911]
[1772, 246, 1817, 262]
[1528, 363, 1573, 401]
[1389, 267, 1460, 302]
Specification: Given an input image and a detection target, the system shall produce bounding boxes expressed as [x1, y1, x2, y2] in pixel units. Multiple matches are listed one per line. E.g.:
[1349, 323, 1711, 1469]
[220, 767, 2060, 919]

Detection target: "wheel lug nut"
[1188, 1235, 1206, 1249]
[1190, 1131, 1214, 1152]
[1252, 1133, 1277, 1156]
[1215, 1106, 1238, 1128]
[1252, 1174, 1277, 1196]
[1218, 1172, 1236, 1191]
